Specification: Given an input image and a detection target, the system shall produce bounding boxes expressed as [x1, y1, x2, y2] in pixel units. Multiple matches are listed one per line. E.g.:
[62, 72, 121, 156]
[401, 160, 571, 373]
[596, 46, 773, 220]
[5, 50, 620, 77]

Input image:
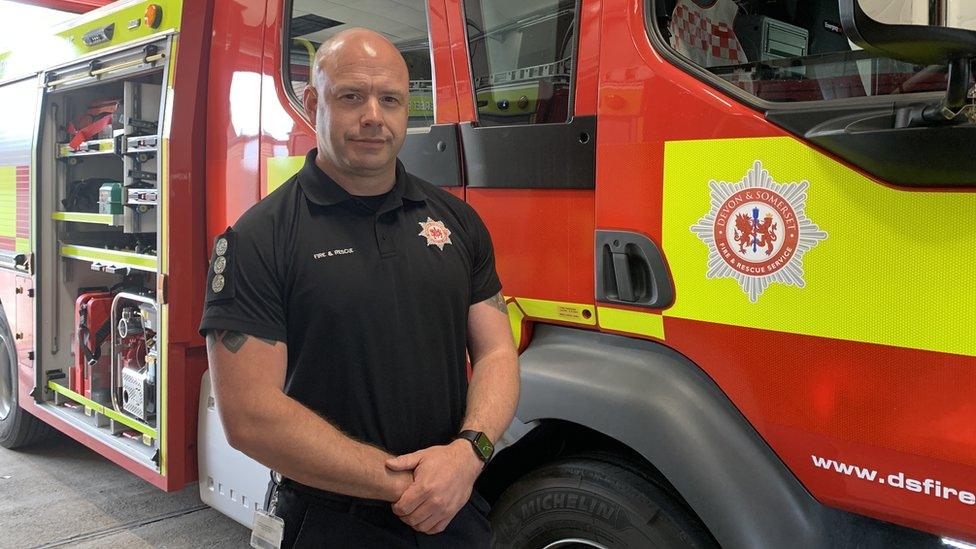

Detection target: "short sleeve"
[467, 208, 503, 304]
[198, 224, 287, 342]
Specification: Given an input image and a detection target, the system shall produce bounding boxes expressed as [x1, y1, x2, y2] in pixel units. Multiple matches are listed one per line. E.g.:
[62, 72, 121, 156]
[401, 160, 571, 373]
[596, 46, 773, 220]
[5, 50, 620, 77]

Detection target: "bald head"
[312, 28, 409, 91]
[302, 27, 411, 190]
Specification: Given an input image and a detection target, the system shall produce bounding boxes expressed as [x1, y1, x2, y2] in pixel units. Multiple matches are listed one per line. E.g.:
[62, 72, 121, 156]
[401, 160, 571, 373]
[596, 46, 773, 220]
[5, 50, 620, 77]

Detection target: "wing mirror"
[839, 0, 976, 127]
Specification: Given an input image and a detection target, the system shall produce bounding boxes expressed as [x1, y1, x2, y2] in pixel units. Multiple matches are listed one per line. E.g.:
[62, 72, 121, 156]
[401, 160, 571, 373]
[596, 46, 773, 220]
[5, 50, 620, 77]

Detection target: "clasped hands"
[385, 438, 484, 535]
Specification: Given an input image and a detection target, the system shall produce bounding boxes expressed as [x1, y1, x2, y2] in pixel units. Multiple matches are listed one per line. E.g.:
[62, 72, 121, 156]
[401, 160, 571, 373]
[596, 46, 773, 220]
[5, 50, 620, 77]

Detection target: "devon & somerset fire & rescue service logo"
[418, 217, 453, 250]
[691, 161, 827, 302]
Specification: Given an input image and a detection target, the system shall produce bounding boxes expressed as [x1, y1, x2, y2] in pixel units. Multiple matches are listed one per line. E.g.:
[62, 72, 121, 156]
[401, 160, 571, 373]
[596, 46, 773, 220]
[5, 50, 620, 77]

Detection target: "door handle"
[596, 230, 674, 309]
[610, 248, 637, 302]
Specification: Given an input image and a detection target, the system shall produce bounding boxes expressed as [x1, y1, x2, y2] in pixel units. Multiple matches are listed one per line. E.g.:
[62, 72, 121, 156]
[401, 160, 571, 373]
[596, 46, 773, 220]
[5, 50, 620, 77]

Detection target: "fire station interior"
[32, 41, 168, 469]
[655, 0, 952, 102]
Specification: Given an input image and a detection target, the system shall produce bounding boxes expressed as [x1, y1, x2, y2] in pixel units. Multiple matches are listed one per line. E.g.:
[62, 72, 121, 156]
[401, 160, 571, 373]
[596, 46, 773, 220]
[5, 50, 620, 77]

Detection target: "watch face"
[475, 432, 494, 459]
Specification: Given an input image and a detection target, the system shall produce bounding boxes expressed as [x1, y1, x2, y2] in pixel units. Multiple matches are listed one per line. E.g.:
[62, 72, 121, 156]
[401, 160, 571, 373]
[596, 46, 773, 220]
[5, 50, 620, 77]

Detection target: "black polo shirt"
[199, 150, 501, 459]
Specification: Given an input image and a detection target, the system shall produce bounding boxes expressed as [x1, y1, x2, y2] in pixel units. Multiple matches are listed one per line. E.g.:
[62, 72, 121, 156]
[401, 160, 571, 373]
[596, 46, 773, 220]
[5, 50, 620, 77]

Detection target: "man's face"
[304, 37, 409, 177]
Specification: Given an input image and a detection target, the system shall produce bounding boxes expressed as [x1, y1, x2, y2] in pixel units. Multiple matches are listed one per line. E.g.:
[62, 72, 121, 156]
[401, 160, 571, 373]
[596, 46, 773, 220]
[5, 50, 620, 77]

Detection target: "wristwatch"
[456, 430, 494, 463]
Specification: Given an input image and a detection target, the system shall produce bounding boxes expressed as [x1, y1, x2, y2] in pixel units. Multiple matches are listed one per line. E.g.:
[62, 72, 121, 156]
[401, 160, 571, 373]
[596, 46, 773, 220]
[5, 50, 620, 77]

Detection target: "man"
[199, 28, 519, 548]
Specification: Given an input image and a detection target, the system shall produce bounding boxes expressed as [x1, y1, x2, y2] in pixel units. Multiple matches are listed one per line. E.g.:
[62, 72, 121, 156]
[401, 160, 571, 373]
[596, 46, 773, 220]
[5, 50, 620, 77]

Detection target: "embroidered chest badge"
[418, 217, 453, 251]
[690, 161, 827, 302]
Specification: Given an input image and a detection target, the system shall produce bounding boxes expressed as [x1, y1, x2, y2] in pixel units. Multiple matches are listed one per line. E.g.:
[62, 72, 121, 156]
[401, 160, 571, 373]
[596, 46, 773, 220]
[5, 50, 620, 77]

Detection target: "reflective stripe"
[51, 212, 116, 225]
[47, 381, 157, 439]
[506, 298, 525, 348]
[0, 167, 16, 240]
[662, 136, 976, 357]
[597, 307, 665, 340]
[515, 297, 596, 326]
[60, 244, 157, 271]
[159, 57, 173, 476]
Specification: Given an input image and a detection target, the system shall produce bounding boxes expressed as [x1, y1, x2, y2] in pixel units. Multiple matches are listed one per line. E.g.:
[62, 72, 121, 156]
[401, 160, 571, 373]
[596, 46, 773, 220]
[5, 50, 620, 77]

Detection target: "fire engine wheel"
[0, 305, 49, 449]
[489, 454, 717, 549]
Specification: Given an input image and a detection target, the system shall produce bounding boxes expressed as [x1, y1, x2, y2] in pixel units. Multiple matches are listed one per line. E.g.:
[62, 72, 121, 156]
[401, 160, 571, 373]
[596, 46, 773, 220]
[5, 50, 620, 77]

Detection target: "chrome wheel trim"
[542, 539, 611, 549]
[0, 335, 12, 421]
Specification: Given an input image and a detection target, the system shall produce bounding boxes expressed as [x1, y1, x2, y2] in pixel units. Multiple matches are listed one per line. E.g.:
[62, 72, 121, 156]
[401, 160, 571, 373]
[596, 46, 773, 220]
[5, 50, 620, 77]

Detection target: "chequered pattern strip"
[670, 3, 745, 64]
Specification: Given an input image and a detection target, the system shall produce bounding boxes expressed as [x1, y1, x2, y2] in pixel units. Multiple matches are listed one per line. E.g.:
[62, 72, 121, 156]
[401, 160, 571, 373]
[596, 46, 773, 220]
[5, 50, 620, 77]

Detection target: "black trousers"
[268, 481, 492, 548]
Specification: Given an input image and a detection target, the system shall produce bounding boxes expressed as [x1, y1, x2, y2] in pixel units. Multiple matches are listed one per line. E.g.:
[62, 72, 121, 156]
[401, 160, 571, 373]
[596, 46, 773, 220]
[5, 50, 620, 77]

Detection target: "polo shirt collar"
[297, 149, 426, 208]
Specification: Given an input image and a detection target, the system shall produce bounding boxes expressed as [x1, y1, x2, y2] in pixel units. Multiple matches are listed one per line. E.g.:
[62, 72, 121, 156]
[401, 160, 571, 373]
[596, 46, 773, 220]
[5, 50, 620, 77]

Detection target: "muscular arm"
[461, 292, 520, 444]
[205, 330, 411, 501]
[387, 292, 520, 534]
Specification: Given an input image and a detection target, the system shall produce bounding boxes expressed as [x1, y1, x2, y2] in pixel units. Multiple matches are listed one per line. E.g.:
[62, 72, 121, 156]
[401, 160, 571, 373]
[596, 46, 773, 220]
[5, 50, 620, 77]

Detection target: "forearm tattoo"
[207, 330, 277, 354]
[485, 293, 507, 314]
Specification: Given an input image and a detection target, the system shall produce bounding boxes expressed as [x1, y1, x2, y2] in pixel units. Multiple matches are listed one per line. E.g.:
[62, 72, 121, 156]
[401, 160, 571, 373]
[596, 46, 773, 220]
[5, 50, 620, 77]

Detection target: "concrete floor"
[0, 430, 250, 549]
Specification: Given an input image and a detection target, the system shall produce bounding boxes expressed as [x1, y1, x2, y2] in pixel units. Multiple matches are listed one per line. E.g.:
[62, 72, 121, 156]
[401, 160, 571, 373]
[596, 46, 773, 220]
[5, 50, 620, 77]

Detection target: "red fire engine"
[0, 0, 973, 546]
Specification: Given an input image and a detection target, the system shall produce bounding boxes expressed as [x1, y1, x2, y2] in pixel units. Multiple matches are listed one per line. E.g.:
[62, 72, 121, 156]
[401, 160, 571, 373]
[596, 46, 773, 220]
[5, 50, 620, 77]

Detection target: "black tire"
[0, 304, 50, 449]
[489, 454, 717, 549]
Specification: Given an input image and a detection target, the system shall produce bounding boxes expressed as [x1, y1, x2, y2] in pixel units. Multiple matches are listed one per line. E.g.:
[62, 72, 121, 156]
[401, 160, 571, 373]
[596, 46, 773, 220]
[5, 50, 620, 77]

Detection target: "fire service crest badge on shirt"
[418, 217, 453, 251]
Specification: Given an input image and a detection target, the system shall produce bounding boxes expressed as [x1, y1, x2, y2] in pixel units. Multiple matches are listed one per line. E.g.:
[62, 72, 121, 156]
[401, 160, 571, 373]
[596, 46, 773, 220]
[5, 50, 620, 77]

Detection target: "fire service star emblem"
[418, 217, 453, 250]
[690, 160, 827, 302]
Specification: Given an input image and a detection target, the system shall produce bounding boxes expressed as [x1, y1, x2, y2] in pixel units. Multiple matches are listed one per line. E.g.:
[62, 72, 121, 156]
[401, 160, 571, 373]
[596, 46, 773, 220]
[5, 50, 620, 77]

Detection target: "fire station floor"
[0, 431, 250, 549]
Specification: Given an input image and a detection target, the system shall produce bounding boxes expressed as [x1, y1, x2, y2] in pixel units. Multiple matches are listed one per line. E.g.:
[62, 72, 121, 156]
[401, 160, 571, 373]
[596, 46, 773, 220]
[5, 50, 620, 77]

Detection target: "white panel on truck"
[197, 370, 271, 528]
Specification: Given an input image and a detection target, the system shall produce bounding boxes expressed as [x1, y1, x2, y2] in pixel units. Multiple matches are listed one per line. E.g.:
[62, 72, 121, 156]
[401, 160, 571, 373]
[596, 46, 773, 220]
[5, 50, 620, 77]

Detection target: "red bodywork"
[13, 0, 112, 13]
[15, 0, 213, 491]
[241, 0, 975, 541]
[9, 0, 974, 542]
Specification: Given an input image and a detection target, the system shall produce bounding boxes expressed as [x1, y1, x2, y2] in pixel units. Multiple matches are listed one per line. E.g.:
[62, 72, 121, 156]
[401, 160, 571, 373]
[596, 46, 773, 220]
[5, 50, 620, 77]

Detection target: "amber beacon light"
[144, 4, 162, 29]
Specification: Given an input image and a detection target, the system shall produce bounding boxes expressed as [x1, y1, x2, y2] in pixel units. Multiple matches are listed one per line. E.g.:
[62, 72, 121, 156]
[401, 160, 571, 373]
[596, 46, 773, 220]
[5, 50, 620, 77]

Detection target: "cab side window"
[464, 0, 578, 126]
[285, 1, 434, 128]
[654, 0, 972, 103]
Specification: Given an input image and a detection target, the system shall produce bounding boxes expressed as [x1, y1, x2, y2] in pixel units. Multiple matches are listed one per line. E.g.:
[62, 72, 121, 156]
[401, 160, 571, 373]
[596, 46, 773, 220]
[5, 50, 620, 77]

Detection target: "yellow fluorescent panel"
[55, 0, 185, 55]
[0, 167, 16, 238]
[506, 300, 525, 348]
[267, 156, 305, 196]
[46, 382, 157, 439]
[597, 307, 665, 340]
[662, 136, 976, 357]
[51, 212, 116, 225]
[515, 298, 597, 326]
[60, 245, 157, 271]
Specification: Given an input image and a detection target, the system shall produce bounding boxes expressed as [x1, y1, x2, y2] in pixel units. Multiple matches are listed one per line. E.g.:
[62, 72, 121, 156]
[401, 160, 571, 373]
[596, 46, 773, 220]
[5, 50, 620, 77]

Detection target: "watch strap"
[457, 430, 493, 463]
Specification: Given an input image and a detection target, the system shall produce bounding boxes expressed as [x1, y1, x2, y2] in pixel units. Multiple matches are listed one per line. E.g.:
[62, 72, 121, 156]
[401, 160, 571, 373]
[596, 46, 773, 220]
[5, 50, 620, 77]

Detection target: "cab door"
[448, 0, 601, 334]
[614, 0, 976, 541]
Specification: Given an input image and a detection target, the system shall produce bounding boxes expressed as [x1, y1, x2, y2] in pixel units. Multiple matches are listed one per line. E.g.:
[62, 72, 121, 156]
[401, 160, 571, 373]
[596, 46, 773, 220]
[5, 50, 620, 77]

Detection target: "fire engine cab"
[0, 0, 973, 547]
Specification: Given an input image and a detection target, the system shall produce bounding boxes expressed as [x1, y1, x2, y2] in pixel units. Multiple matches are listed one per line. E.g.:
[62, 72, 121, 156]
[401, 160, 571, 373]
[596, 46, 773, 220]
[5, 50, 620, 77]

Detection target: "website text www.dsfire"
[811, 455, 976, 507]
